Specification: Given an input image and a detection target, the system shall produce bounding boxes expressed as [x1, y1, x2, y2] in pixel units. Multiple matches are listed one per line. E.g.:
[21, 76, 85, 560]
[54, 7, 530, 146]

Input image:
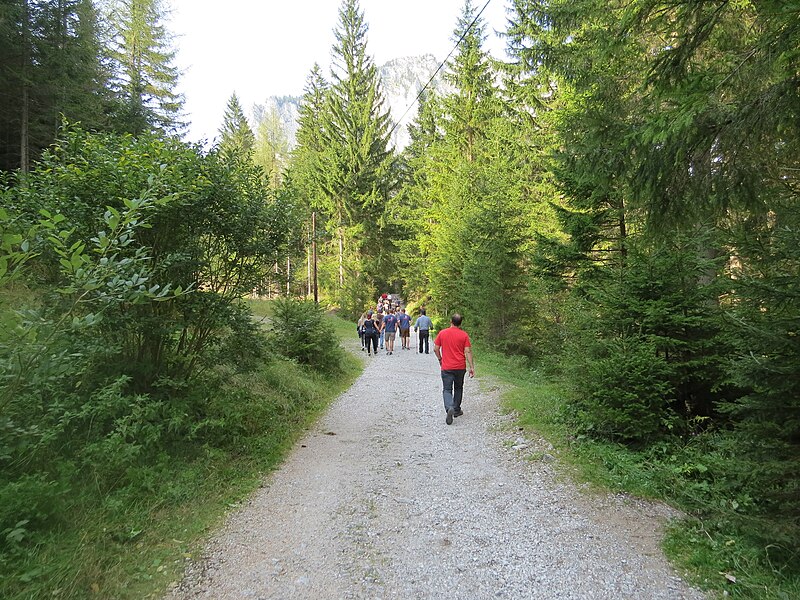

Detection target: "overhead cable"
[386, 0, 493, 142]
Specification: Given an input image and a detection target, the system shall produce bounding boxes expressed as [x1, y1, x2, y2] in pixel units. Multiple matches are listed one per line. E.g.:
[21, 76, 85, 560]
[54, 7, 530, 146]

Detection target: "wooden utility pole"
[312, 211, 318, 304]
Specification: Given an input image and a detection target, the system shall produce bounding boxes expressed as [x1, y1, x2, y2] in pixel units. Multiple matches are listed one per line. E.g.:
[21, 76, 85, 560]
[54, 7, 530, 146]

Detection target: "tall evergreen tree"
[217, 92, 255, 157]
[290, 64, 329, 201]
[252, 98, 291, 186]
[0, 0, 111, 172]
[411, 0, 530, 344]
[108, 0, 183, 135]
[442, 0, 496, 162]
[316, 0, 396, 310]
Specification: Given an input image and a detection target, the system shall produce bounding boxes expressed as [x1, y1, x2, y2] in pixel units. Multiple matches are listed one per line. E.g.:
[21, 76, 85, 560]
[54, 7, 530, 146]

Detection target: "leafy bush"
[268, 298, 345, 373]
[571, 337, 678, 443]
[0, 126, 299, 594]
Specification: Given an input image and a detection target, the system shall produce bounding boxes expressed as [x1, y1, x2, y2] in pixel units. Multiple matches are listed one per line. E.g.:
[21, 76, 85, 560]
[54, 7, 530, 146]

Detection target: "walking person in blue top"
[397, 308, 412, 350]
[382, 308, 399, 355]
[414, 308, 433, 354]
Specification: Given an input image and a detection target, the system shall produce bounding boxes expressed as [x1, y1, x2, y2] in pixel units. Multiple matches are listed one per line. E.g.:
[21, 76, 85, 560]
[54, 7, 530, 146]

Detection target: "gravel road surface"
[168, 335, 704, 600]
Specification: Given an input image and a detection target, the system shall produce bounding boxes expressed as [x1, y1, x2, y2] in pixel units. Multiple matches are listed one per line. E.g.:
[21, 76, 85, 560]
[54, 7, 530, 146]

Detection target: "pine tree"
[412, 0, 530, 343]
[442, 0, 497, 162]
[108, 0, 183, 135]
[0, 0, 111, 172]
[290, 64, 329, 201]
[316, 0, 396, 310]
[252, 98, 291, 186]
[218, 92, 255, 157]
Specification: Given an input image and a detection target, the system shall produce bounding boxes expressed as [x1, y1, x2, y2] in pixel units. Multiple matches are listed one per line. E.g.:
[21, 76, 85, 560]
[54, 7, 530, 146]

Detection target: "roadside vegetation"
[0, 122, 360, 599]
[478, 344, 800, 600]
[0, 287, 359, 600]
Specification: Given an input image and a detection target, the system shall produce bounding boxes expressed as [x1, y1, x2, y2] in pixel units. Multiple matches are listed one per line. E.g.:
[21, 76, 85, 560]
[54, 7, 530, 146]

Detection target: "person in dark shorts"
[397, 308, 412, 350]
[382, 308, 399, 355]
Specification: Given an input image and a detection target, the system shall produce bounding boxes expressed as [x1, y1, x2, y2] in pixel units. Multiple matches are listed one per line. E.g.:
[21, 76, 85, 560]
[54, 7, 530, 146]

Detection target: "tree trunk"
[312, 211, 318, 303]
[20, 0, 30, 174]
[618, 196, 628, 259]
[307, 247, 311, 298]
[338, 226, 344, 290]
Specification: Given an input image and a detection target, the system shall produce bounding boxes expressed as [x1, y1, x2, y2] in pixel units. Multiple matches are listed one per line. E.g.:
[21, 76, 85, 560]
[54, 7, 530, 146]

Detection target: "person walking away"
[433, 313, 475, 425]
[414, 308, 433, 354]
[382, 308, 399, 355]
[376, 307, 385, 349]
[357, 312, 368, 351]
[397, 308, 412, 350]
[362, 311, 380, 356]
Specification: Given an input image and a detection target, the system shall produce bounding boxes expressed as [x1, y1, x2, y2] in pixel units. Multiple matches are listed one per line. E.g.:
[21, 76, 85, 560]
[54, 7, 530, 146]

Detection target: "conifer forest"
[0, 0, 798, 597]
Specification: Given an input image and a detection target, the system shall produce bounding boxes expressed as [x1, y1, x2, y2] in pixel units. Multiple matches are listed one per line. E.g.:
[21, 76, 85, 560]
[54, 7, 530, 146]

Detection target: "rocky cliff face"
[379, 54, 450, 149]
[259, 54, 448, 152]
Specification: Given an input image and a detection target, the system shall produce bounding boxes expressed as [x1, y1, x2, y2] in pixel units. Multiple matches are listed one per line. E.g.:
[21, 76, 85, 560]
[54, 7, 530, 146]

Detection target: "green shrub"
[268, 298, 345, 373]
[571, 337, 678, 444]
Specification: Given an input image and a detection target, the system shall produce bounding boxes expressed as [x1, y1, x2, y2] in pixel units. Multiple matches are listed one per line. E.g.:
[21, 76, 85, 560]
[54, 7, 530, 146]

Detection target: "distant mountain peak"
[256, 55, 449, 152]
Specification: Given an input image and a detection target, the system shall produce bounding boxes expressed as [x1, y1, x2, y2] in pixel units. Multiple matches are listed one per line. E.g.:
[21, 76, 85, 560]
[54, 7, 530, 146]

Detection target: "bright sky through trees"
[170, 0, 509, 143]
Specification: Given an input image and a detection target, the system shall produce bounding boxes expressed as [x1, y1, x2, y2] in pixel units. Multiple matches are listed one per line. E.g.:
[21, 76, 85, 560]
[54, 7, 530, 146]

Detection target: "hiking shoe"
[453, 410, 464, 417]
[446, 408, 454, 425]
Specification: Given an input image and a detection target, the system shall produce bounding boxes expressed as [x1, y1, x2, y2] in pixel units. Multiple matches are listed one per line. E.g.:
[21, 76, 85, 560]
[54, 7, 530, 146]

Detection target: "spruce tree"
[290, 64, 329, 201]
[108, 0, 183, 135]
[0, 0, 111, 172]
[218, 92, 255, 157]
[252, 98, 291, 186]
[317, 0, 396, 310]
[442, 0, 496, 162]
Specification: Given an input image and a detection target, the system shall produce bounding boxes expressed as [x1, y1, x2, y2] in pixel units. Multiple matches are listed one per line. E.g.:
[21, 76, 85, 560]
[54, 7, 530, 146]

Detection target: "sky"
[169, 0, 512, 144]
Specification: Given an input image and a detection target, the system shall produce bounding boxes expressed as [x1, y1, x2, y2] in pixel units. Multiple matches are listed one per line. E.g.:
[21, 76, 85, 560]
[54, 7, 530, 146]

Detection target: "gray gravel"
[167, 337, 705, 600]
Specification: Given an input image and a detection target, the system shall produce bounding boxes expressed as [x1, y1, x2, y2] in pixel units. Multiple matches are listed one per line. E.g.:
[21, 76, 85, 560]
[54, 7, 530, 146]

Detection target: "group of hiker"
[356, 295, 475, 426]
[357, 305, 419, 356]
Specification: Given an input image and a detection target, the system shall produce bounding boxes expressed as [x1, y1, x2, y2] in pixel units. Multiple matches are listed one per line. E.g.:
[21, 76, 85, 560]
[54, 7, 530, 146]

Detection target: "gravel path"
[167, 336, 705, 600]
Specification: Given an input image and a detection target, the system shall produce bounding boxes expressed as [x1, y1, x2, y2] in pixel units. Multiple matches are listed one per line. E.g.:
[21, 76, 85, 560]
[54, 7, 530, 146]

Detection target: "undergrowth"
[0, 305, 361, 600]
[475, 343, 800, 600]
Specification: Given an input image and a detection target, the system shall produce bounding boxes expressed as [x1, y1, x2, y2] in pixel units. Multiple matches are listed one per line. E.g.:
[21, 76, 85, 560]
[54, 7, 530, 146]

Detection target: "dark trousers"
[418, 330, 430, 353]
[441, 369, 466, 412]
[365, 332, 378, 354]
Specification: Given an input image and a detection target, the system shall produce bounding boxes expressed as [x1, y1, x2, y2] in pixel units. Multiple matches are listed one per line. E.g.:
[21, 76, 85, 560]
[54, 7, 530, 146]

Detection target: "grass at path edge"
[2, 306, 362, 600]
[474, 343, 799, 600]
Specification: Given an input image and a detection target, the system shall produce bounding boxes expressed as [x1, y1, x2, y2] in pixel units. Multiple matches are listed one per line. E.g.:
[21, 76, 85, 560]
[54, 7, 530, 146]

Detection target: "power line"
[386, 0, 493, 143]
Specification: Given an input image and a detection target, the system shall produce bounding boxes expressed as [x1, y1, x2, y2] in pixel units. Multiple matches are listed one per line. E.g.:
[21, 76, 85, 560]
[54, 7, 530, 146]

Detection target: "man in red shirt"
[433, 313, 476, 425]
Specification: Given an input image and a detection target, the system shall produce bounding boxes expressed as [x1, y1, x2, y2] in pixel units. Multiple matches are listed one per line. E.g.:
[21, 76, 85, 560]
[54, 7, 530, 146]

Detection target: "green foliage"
[0, 0, 113, 171]
[218, 92, 255, 157]
[107, 0, 184, 135]
[284, 0, 399, 307]
[486, 345, 800, 598]
[268, 297, 345, 373]
[573, 337, 677, 443]
[0, 334, 359, 600]
[718, 200, 800, 545]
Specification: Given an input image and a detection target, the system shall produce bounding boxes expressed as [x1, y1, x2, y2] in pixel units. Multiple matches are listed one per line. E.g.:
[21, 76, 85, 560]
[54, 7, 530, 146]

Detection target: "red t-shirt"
[434, 326, 471, 371]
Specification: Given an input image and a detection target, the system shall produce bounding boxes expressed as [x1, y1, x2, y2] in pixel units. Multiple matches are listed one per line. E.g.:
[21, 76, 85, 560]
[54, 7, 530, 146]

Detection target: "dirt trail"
[168, 335, 704, 600]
